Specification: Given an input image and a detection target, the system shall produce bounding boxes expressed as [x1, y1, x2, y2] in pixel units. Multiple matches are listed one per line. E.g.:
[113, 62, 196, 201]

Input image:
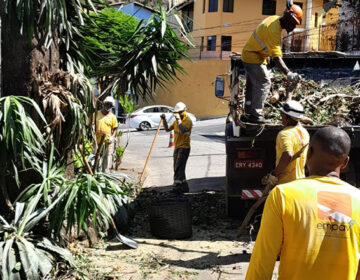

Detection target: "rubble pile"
[236, 73, 360, 126]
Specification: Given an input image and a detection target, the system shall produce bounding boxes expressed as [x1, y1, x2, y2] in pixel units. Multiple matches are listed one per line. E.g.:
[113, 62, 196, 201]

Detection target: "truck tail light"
[237, 150, 261, 159]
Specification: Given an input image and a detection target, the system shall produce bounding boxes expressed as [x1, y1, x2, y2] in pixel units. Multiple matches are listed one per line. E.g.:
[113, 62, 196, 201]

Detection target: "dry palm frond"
[31, 64, 95, 159]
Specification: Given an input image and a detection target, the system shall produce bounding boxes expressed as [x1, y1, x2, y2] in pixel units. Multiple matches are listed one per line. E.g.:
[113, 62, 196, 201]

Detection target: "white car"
[128, 105, 196, 131]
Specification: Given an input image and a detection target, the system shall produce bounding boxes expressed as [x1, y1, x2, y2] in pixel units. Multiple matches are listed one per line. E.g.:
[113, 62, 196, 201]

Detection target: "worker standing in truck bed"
[241, 0, 302, 124]
[246, 126, 360, 280]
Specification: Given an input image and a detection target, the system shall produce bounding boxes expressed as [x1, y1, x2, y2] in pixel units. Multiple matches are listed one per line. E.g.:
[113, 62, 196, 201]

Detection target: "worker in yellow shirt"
[246, 126, 360, 280]
[263, 101, 310, 187]
[241, 0, 303, 124]
[95, 96, 118, 173]
[161, 102, 193, 193]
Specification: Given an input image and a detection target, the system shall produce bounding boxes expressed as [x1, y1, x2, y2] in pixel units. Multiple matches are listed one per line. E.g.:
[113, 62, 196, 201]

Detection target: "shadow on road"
[162, 252, 250, 270]
[143, 177, 226, 193]
[199, 134, 225, 143]
[188, 176, 225, 192]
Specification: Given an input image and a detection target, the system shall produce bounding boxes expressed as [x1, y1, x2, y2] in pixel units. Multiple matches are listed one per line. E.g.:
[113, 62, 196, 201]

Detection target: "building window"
[209, 0, 218, 12]
[207, 36, 216, 51]
[203, 0, 206, 13]
[223, 0, 234, 12]
[181, 3, 194, 32]
[201, 37, 204, 51]
[314, 12, 318, 27]
[221, 36, 232, 51]
[262, 0, 276, 15]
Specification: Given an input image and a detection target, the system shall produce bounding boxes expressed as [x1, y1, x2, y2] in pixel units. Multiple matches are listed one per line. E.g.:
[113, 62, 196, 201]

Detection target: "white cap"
[104, 96, 115, 106]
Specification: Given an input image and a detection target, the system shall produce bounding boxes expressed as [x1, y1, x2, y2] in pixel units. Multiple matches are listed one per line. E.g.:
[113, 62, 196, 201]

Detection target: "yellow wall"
[307, 2, 326, 50]
[188, 0, 324, 53]
[139, 60, 230, 119]
[320, 5, 339, 51]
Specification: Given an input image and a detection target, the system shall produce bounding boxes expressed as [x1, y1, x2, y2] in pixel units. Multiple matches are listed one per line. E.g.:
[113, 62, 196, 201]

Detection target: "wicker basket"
[149, 198, 192, 239]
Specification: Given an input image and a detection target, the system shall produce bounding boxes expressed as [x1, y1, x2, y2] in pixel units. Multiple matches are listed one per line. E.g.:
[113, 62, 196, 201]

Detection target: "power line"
[182, 2, 331, 33]
[186, 15, 356, 44]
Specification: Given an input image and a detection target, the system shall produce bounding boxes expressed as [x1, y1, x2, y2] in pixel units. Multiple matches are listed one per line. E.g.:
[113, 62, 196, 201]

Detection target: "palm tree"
[0, 0, 191, 210]
[1, 0, 100, 97]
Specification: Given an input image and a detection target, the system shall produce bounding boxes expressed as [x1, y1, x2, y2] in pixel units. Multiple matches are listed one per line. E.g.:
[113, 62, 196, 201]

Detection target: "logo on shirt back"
[316, 191, 355, 232]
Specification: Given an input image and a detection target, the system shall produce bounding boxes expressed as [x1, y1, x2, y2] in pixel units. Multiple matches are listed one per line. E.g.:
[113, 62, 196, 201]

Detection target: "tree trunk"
[2, 10, 60, 97]
[0, 9, 65, 206]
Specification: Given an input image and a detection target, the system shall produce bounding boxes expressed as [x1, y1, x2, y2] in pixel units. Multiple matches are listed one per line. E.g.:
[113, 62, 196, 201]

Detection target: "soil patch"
[72, 189, 257, 279]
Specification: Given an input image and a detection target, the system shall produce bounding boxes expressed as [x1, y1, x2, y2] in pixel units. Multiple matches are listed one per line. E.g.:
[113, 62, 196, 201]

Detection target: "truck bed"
[225, 124, 360, 218]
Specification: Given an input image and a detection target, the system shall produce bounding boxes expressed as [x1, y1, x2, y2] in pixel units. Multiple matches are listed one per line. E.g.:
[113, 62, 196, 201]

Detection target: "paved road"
[119, 117, 227, 191]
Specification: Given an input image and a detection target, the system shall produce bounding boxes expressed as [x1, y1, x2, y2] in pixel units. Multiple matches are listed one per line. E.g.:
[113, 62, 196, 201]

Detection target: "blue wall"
[112, 3, 154, 21]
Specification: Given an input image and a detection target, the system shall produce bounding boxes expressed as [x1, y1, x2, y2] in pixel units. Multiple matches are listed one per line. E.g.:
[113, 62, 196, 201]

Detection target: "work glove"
[287, 72, 301, 84]
[174, 113, 181, 121]
[160, 114, 166, 120]
[106, 136, 114, 145]
[261, 173, 279, 188]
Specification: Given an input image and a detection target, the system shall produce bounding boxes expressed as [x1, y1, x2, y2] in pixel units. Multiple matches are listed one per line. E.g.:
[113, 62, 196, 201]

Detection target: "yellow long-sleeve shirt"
[242, 15, 283, 65]
[246, 176, 360, 280]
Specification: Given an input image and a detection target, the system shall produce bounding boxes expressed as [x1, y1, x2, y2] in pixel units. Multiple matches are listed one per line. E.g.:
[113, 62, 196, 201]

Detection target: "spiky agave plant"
[49, 172, 134, 239]
[0, 201, 74, 280]
[0, 96, 47, 210]
[17, 149, 135, 245]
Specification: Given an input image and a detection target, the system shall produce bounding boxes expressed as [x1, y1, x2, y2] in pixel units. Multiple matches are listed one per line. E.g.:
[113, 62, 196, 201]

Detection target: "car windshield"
[143, 107, 160, 113]
[160, 107, 171, 113]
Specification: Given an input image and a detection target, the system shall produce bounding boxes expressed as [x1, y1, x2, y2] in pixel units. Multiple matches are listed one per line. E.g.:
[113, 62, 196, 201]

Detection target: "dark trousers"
[173, 148, 190, 185]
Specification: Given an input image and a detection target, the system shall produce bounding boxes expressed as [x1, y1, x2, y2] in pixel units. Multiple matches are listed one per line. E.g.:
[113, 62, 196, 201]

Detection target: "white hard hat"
[104, 96, 115, 106]
[279, 100, 305, 121]
[174, 102, 187, 113]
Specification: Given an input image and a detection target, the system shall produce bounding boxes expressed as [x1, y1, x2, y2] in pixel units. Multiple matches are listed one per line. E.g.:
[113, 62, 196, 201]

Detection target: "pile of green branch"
[236, 73, 360, 125]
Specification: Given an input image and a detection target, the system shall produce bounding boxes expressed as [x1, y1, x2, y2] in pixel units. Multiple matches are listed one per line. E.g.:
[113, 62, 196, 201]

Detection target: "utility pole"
[304, 0, 312, 51]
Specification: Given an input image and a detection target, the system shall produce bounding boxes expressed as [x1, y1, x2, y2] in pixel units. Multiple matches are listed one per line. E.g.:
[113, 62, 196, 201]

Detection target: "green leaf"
[35, 248, 53, 276]
[17, 238, 39, 280]
[14, 203, 25, 227]
[14, 262, 21, 272]
[36, 238, 74, 266]
[22, 190, 68, 233]
[0, 215, 10, 227]
[2, 238, 14, 280]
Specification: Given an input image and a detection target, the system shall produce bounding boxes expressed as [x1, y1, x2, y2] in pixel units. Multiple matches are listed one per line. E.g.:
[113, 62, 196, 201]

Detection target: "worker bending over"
[263, 101, 309, 187]
[241, 0, 302, 124]
[95, 96, 118, 173]
[161, 102, 193, 193]
[246, 126, 360, 280]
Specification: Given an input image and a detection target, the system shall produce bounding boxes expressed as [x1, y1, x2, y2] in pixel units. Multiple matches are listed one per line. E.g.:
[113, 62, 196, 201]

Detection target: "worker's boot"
[241, 114, 270, 124]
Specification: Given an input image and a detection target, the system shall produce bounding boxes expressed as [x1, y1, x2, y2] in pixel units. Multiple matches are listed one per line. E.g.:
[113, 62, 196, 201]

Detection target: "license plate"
[234, 159, 264, 169]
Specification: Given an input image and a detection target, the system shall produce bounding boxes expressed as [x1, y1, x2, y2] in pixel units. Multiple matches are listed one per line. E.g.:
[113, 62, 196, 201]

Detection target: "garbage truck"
[216, 52, 360, 218]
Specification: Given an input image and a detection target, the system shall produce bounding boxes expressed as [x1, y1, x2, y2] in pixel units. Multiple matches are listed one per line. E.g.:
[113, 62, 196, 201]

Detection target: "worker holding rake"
[161, 102, 193, 193]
